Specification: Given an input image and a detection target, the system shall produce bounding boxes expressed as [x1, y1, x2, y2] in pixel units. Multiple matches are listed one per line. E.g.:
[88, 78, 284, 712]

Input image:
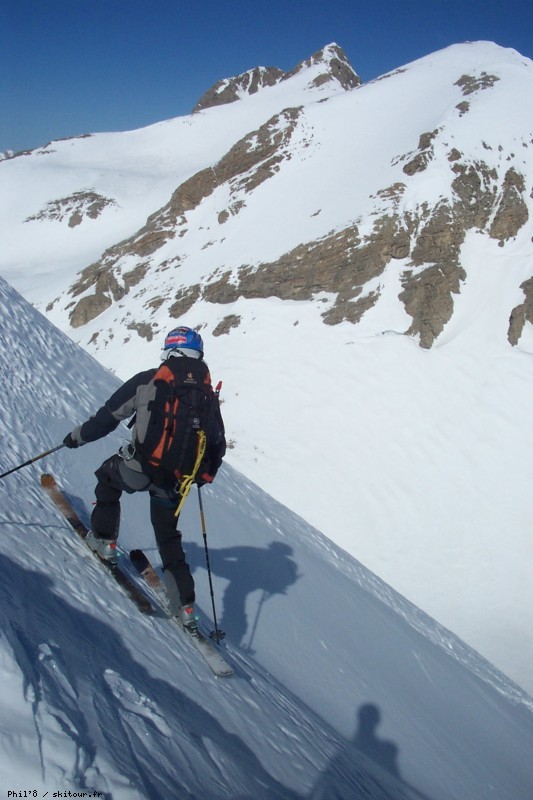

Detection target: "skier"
[63, 326, 226, 632]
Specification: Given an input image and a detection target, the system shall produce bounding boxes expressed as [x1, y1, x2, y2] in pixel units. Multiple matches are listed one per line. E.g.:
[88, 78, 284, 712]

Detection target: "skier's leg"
[91, 455, 126, 537]
[150, 494, 196, 621]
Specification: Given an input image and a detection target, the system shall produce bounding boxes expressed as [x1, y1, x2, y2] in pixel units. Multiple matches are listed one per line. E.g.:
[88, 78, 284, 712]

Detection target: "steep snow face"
[1, 273, 533, 798]
[0, 40, 533, 697]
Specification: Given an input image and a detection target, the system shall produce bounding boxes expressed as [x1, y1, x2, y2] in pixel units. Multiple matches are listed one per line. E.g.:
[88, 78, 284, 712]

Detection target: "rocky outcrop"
[197, 185, 470, 347]
[400, 263, 465, 348]
[397, 158, 504, 347]
[454, 72, 500, 95]
[508, 277, 533, 345]
[168, 284, 201, 319]
[68, 261, 149, 328]
[213, 315, 242, 336]
[408, 201, 463, 266]
[126, 321, 156, 341]
[450, 161, 498, 228]
[193, 67, 284, 112]
[489, 168, 529, 243]
[202, 213, 408, 326]
[70, 292, 113, 328]
[402, 130, 440, 176]
[25, 191, 117, 228]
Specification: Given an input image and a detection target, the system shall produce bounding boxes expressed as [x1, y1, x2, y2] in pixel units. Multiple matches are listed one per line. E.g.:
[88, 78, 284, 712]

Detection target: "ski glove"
[63, 433, 80, 449]
[196, 472, 214, 488]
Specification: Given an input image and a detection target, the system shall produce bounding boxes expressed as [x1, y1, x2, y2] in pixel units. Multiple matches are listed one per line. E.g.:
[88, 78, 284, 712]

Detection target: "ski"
[40, 473, 155, 616]
[130, 548, 234, 678]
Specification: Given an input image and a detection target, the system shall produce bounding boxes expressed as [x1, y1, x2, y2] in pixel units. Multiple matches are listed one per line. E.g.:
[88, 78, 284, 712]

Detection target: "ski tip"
[40, 473, 56, 488]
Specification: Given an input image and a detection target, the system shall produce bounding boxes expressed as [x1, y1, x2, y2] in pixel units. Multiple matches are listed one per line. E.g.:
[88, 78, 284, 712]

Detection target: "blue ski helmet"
[163, 326, 204, 357]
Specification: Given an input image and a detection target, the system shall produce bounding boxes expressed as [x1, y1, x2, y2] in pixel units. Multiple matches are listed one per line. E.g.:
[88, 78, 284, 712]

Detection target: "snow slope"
[1, 280, 533, 797]
[1, 40, 533, 699]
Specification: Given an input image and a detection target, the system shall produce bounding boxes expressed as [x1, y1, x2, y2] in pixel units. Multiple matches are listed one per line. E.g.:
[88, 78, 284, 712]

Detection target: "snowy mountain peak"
[281, 42, 361, 90]
[192, 42, 360, 112]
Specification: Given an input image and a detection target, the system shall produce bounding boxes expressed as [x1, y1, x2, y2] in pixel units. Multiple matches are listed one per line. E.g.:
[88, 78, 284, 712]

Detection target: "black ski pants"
[91, 454, 195, 606]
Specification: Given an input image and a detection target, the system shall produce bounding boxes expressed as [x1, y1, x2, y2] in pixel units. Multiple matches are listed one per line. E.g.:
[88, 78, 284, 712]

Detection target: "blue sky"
[2, 0, 533, 153]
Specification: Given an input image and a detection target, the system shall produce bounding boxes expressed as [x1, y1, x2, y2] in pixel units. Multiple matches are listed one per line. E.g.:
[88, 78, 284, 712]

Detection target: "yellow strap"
[174, 430, 207, 517]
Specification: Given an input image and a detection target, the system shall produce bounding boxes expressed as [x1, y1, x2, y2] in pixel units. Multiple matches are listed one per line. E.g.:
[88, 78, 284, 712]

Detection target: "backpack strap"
[143, 363, 186, 474]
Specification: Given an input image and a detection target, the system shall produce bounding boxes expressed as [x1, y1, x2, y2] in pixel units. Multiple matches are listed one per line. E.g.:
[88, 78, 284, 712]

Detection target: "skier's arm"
[64, 369, 156, 446]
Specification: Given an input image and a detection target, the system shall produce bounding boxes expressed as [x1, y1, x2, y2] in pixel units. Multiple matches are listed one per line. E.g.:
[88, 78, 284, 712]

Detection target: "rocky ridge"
[193, 43, 360, 112]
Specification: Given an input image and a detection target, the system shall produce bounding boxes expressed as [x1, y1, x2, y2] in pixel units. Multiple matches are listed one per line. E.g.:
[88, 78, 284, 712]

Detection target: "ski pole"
[0, 443, 65, 481]
[197, 485, 225, 642]
[246, 588, 268, 653]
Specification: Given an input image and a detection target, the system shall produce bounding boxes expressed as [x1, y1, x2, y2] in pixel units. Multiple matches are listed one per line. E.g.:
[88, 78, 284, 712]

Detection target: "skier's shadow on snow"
[186, 540, 301, 648]
[309, 702, 432, 800]
[0, 553, 300, 800]
[352, 703, 401, 777]
[59, 489, 299, 649]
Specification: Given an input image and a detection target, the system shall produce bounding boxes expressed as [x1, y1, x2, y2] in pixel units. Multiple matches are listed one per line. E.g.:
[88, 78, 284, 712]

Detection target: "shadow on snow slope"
[0, 552, 298, 799]
[49, 487, 432, 800]
[0, 548, 440, 800]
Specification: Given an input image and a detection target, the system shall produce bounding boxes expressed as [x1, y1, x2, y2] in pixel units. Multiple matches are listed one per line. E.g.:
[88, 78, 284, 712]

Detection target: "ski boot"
[86, 530, 118, 564]
[177, 604, 199, 635]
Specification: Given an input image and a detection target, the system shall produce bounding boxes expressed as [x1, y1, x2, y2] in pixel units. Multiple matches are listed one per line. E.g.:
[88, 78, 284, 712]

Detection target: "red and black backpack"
[134, 357, 217, 485]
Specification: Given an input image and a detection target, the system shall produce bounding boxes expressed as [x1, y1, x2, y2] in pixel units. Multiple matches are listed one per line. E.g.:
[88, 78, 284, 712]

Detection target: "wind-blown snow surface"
[1, 41, 533, 697]
[1, 281, 533, 797]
